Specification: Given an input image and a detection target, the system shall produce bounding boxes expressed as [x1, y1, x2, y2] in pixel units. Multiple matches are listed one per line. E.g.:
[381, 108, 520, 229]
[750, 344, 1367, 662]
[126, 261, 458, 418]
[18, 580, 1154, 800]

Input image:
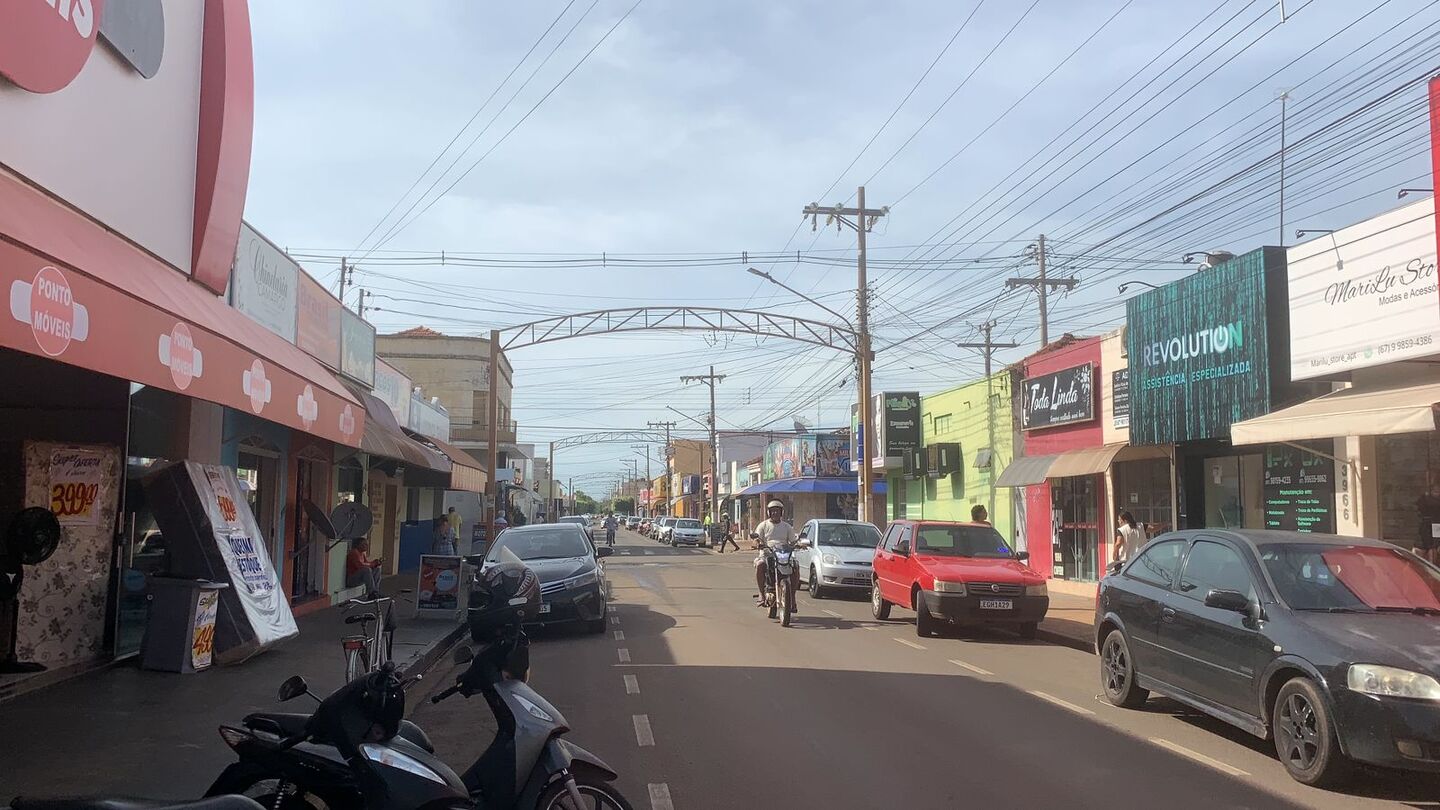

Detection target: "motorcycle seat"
[241, 712, 309, 738]
[344, 613, 377, 625]
[11, 797, 264, 810]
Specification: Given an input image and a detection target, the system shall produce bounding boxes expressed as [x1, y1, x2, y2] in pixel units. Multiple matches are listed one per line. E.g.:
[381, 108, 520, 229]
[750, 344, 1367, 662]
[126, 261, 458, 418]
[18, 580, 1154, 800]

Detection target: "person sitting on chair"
[346, 538, 383, 597]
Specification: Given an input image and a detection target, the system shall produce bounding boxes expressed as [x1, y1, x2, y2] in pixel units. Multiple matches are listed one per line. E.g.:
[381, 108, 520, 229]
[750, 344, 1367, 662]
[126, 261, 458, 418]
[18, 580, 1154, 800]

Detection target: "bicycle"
[340, 590, 410, 681]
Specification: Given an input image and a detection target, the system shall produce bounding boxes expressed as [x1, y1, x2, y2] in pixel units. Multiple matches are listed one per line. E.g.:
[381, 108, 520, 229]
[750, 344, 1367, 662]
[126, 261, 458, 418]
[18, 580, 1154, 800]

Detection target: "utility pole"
[957, 321, 1018, 523]
[631, 444, 653, 516]
[680, 366, 726, 527]
[803, 186, 887, 523]
[1278, 89, 1291, 246]
[356, 288, 372, 318]
[337, 257, 350, 306]
[1006, 235, 1076, 347]
[546, 440, 555, 523]
[647, 420, 676, 515]
[486, 329, 502, 543]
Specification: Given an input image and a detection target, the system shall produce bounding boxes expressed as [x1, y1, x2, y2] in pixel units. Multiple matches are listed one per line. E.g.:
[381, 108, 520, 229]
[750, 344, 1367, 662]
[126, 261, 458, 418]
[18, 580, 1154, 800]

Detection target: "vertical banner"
[191, 588, 219, 670]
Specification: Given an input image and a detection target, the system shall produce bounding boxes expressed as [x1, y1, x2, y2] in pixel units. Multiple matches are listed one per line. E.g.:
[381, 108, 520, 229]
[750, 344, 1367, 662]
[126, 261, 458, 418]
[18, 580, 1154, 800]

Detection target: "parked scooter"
[206, 558, 633, 809]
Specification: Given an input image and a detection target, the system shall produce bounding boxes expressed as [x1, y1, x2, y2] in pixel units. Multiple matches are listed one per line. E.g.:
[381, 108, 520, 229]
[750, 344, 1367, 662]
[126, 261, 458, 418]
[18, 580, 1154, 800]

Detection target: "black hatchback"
[1095, 529, 1440, 787]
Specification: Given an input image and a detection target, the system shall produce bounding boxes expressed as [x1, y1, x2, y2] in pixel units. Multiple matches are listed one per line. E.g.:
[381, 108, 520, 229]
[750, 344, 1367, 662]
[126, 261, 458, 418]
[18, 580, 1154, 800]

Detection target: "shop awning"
[0, 167, 363, 446]
[735, 478, 887, 496]
[1231, 380, 1440, 445]
[994, 454, 1059, 487]
[349, 389, 450, 473]
[1048, 444, 1131, 478]
[407, 430, 487, 494]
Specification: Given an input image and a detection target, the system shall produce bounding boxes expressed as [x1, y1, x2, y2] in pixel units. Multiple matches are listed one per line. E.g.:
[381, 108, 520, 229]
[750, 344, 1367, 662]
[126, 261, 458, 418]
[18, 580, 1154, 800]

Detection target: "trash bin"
[140, 577, 229, 673]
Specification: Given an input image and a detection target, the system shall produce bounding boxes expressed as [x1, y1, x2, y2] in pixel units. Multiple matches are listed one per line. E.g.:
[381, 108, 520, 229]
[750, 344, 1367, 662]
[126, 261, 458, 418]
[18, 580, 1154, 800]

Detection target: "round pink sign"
[0, 0, 107, 94]
[167, 323, 197, 389]
[28, 266, 77, 357]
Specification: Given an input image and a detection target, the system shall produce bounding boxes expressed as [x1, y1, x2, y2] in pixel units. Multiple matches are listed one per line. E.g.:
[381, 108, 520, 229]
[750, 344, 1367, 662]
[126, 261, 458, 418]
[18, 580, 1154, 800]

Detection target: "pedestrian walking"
[1115, 510, 1147, 563]
[433, 516, 458, 556]
[717, 513, 740, 552]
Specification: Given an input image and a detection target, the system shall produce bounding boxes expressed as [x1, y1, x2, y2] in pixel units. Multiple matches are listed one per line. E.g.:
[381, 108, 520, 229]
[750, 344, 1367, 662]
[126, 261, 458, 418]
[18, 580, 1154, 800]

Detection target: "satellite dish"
[303, 499, 337, 540]
[330, 502, 372, 541]
[7, 507, 61, 566]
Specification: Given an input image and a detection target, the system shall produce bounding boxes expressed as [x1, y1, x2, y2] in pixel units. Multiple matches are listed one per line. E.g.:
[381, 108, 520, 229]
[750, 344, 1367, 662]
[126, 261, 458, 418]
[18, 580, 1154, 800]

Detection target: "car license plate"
[538, 603, 552, 614]
[979, 599, 1013, 610]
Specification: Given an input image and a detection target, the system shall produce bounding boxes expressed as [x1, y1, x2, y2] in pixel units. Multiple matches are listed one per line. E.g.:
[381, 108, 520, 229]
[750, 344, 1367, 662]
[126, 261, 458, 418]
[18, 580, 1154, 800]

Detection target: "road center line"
[1149, 738, 1249, 777]
[624, 674, 640, 695]
[647, 783, 675, 810]
[949, 659, 994, 676]
[614, 630, 625, 641]
[893, 637, 926, 650]
[617, 648, 631, 663]
[822, 609, 843, 618]
[1029, 690, 1096, 716]
[633, 714, 655, 747]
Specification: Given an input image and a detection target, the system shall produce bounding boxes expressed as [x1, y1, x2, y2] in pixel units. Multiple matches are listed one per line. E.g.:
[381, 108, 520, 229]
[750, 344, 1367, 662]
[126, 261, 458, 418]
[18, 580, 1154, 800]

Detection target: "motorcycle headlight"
[822, 553, 840, 566]
[1347, 664, 1440, 700]
[932, 580, 967, 595]
[565, 569, 599, 588]
[1025, 583, 1048, 597]
[359, 743, 448, 785]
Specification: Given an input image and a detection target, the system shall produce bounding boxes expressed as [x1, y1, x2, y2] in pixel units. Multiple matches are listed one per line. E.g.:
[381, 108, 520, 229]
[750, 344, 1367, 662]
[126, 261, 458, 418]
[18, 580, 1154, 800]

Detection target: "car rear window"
[677, 519, 701, 529]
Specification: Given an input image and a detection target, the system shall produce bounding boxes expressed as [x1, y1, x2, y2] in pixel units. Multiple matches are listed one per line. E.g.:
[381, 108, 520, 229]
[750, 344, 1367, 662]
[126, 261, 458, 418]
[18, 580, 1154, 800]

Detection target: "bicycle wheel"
[344, 643, 369, 682]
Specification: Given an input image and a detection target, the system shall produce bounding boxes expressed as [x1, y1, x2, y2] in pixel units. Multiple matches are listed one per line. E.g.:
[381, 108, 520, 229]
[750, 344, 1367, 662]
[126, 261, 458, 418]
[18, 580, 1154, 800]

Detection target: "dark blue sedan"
[1096, 529, 1440, 787]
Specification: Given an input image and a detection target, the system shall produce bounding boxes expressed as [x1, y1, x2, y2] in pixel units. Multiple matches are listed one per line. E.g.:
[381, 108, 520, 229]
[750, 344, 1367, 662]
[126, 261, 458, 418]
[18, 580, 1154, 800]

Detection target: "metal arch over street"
[553, 430, 668, 450]
[500, 307, 859, 354]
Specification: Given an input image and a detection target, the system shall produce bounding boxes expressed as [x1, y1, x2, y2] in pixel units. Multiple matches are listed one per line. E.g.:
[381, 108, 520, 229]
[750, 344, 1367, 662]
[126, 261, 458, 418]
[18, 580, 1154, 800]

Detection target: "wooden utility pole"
[1005, 235, 1075, 347]
[486, 329, 501, 542]
[647, 420, 677, 515]
[680, 366, 726, 527]
[802, 186, 887, 523]
[957, 321, 1018, 522]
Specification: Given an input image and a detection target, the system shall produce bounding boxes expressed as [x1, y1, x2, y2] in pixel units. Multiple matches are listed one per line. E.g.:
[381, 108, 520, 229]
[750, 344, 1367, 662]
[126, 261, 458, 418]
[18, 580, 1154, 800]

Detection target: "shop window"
[1113, 457, 1172, 537]
[1200, 454, 1264, 530]
[1377, 433, 1440, 547]
[933, 414, 952, 435]
[1052, 475, 1100, 581]
[1127, 539, 1186, 588]
[1178, 540, 1255, 602]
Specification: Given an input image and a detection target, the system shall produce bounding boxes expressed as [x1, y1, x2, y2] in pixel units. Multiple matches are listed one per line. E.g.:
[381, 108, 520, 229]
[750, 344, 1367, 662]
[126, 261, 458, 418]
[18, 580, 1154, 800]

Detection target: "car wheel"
[809, 567, 827, 599]
[1273, 677, 1351, 787]
[1099, 629, 1148, 708]
[1018, 621, 1038, 640]
[870, 582, 891, 620]
[915, 590, 938, 638]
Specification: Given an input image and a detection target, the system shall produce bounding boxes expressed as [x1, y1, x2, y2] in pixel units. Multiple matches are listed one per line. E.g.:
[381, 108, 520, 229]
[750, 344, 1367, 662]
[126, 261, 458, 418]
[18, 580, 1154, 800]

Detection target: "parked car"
[654, 517, 677, 543]
[794, 519, 882, 598]
[626, 516, 641, 530]
[1097, 529, 1440, 787]
[471, 522, 611, 633]
[669, 518, 705, 546]
[557, 514, 595, 543]
[872, 519, 1048, 639]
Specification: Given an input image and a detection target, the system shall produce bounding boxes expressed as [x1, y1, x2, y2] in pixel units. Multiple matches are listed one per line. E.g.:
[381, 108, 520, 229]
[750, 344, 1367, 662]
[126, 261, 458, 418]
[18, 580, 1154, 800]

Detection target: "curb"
[1036, 627, 1095, 655]
[398, 622, 467, 680]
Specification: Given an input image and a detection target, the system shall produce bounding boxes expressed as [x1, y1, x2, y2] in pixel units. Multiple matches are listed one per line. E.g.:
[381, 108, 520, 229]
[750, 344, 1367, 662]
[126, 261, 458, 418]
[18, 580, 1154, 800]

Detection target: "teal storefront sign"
[1126, 249, 1276, 445]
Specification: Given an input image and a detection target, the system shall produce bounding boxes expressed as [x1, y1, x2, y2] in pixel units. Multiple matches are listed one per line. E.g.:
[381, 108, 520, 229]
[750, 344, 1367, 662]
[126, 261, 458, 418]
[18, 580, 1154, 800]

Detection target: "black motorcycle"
[207, 626, 633, 809]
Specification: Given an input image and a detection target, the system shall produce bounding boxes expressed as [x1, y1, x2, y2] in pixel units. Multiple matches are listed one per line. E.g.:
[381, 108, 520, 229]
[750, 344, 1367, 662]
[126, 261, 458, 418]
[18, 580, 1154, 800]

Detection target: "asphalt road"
[411, 529, 1440, 810]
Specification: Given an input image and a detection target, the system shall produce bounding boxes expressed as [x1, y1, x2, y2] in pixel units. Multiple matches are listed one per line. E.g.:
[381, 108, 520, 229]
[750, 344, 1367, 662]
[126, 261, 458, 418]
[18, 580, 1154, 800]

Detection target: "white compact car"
[669, 518, 705, 546]
[793, 519, 883, 598]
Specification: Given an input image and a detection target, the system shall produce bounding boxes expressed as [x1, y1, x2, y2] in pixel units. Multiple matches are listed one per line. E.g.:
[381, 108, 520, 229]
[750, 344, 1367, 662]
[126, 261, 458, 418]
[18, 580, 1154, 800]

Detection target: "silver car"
[793, 519, 883, 598]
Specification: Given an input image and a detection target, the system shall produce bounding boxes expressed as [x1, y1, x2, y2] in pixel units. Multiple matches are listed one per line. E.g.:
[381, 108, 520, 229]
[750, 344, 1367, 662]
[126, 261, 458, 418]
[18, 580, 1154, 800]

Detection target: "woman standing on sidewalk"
[1115, 511, 1146, 563]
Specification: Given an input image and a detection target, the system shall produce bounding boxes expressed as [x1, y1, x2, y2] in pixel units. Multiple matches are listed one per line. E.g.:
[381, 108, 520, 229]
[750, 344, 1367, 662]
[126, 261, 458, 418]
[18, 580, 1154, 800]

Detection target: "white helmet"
[766, 500, 784, 510]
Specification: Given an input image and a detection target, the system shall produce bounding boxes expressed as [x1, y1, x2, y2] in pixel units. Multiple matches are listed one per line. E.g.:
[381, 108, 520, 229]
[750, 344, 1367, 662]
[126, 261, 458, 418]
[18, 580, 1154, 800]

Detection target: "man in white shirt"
[754, 500, 798, 604]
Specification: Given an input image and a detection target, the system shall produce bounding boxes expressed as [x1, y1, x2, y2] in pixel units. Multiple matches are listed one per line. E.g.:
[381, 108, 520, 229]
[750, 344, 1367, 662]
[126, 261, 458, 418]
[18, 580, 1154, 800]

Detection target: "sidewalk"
[1036, 591, 1098, 653]
[0, 575, 463, 801]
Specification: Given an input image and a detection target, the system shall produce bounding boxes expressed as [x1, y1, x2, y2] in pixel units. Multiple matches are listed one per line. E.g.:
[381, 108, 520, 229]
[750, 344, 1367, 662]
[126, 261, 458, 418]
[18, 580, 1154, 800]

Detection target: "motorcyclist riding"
[603, 512, 618, 547]
[753, 500, 799, 606]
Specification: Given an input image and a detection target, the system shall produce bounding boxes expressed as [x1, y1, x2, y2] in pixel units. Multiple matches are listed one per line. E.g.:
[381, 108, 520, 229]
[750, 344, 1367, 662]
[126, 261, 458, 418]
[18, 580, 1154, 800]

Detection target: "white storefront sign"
[372, 358, 412, 428]
[1288, 198, 1440, 381]
[229, 223, 299, 342]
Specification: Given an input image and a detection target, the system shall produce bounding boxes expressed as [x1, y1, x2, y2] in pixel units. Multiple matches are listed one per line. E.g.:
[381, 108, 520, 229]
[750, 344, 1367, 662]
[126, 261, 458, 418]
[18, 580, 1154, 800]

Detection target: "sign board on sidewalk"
[416, 554, 463, 615]
[190, 588, 219, 670]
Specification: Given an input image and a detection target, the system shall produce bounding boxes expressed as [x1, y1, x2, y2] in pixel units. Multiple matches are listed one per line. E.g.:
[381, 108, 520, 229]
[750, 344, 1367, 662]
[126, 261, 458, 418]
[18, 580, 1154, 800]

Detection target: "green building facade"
[885, 370, 1019, 542]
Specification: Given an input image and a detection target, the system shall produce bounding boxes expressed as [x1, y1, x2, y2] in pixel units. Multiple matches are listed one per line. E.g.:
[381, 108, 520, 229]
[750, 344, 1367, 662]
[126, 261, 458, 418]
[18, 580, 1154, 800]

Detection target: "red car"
[871, 519, 1049, 639]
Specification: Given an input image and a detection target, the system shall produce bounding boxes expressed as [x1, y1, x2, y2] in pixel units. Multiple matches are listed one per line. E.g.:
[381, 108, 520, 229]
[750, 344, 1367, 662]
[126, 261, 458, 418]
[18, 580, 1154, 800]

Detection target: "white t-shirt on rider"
[757, 518, 796, 547]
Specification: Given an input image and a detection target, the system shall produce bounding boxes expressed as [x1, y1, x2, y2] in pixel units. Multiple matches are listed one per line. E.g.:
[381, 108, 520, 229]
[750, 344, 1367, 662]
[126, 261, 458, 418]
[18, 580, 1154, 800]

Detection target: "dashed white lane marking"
[608, 606, 617, 613]
[822, 609, 843, 618]
[1149, 738, 1250, 777]
[611, 615, 621, 625]
[617, 648, 631, 663]
[1030, 690, 1096, 716]
[633, 714, 655, 746]
[949, 659, 994, 676]
[624, 674, 640, 695]
[614, 630, 625, 641]
[893, 637, 926, 650]
[644, 550, 655, 555]
[648, 783, 675, 810]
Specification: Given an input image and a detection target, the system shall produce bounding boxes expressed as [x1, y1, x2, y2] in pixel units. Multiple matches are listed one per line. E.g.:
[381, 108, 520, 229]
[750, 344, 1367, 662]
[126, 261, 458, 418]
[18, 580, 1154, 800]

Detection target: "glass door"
[1052, 475, 1100, 581]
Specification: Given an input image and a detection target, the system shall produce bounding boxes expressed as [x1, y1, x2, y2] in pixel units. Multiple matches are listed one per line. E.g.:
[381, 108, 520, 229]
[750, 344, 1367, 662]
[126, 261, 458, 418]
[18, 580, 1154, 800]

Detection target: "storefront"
[0, 3, 365, 680]
[736, 434, 881, 530]
[1231, 197, 1440, 545]
[856, 391, 919, 524]
[1127, 247, 1331, 533]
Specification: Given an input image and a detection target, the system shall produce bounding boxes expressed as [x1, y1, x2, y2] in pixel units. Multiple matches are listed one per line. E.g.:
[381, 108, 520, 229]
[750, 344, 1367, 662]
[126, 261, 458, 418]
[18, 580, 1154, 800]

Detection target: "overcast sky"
[244, 0, 1439, 491]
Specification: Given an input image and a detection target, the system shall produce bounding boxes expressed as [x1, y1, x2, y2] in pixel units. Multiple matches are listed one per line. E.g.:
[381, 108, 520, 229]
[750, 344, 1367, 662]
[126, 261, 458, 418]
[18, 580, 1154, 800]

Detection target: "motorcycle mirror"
[277, 675, 309, 702]
[452, 645, 475, 664]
